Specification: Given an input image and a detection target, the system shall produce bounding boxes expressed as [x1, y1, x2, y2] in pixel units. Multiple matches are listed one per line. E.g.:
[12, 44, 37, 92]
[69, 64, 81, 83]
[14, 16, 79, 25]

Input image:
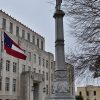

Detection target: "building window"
[6, 60, 10, 71]
[39, 70, 41, 73]
[37, 38, 39, 47]
[51, 74, 53, 81]
[22, 30, 25, 38]
[0, 78, 2, 90]
[32, 36, 35, 45]
[46, 60, 48, 68]
[27, 33, 30, 41]
[5, 77, 10, 91]
[46, 85, 48, 94]
[94, 91, 96, 96]
[16, 26, 19, 36]
[41, 40, 43, 50]
[0, 59, 3, 70]
[51, 85, 53, 94]
[34, 54, 36, 63]
[42, 71, 44, 75]
[28, 66, 31, 71]
[13, 62, 17, 73]
[39, 56, 41, 65]
[12, 79, 16, 92]
[28, 52, 31, 61]
[72, 87, 73, 95]
[22, 65, 25, 72]
[43, 58, 45, 67]
[79, 91, 82, 96]
[33, 68, 36, 73]
[2, 18, 6, 30]
[46, 72, 48, 80]
[9, 22, 13, 33]
[86, 91, 89, 96]
[51, 61, 53, 69]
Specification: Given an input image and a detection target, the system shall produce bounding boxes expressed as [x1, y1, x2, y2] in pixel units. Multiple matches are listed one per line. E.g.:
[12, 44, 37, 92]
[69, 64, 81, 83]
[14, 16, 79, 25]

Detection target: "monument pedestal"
[49, 70, 75, 100]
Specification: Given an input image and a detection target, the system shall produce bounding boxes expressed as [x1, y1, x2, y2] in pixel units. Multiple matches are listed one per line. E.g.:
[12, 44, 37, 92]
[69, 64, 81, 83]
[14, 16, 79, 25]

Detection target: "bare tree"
[63, 0, 100, 77]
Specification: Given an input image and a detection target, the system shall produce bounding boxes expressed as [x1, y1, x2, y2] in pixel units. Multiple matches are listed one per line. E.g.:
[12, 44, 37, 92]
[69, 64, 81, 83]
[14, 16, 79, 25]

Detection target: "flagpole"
[0, 31, 3, 78]
[0, 31, 2, 78]
[17, 35, 20, 100]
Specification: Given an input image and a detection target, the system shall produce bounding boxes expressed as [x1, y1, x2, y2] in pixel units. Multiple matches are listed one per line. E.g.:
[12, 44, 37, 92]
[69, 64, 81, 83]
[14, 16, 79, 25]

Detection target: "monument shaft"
[55, 11, 65, 70]
[53, 9, 69, 98]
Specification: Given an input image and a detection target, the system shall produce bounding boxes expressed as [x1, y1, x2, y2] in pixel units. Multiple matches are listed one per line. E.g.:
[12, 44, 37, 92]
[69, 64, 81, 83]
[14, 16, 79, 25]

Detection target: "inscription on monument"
[54, 70, 67, 79]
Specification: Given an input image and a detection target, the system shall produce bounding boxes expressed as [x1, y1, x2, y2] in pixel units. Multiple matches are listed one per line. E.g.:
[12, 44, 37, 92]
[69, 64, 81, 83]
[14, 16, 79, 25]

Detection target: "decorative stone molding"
[54, 70, 67, 79]
[53, 81, 69, 94]
[31, 72, 44, 82]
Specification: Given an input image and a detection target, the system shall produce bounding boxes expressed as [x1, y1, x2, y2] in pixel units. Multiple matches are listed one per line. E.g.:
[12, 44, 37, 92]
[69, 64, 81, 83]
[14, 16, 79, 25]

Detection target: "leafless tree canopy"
[63, 0, 100, 77]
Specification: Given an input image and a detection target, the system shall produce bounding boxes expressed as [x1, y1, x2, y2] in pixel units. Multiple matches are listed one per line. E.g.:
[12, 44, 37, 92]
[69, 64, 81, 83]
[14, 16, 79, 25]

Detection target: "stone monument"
[49, 0, 75, 100]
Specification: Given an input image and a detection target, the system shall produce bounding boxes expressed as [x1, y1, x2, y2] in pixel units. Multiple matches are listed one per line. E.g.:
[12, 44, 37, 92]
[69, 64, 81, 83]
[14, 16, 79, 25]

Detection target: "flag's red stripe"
[4, 45, 26, 60]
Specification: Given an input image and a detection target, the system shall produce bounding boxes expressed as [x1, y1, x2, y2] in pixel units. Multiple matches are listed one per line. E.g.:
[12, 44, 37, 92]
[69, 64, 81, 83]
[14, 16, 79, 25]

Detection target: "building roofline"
[0, 10, 44, 39]
[77, 85, 100, 88]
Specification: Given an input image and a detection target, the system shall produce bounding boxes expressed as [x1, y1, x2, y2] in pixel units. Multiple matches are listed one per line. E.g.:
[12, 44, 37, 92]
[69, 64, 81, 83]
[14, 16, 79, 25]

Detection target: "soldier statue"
[56, 0, 62, 10]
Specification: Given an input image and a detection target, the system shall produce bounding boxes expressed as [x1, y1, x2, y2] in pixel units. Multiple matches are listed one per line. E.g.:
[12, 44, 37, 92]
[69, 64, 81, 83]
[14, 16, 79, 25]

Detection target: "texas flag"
[4, 32, 26, 60]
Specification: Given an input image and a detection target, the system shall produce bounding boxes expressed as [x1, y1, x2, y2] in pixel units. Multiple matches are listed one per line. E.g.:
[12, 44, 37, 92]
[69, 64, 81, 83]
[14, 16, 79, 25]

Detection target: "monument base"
[48, 94, 75, 100]
[49, 96, 75, 100]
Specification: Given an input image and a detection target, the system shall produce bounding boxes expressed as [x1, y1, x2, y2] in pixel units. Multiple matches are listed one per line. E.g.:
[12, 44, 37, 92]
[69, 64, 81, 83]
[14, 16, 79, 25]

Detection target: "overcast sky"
[0, 0, 77, 55]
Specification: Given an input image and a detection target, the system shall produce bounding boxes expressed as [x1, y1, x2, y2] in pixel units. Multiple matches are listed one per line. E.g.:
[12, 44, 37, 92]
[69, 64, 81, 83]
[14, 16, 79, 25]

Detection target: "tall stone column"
[50, 0, 75, 100]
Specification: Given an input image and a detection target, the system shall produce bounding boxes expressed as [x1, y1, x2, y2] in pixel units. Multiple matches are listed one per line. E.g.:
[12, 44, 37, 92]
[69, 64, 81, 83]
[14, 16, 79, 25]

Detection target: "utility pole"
[49, 0, 75, 100]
